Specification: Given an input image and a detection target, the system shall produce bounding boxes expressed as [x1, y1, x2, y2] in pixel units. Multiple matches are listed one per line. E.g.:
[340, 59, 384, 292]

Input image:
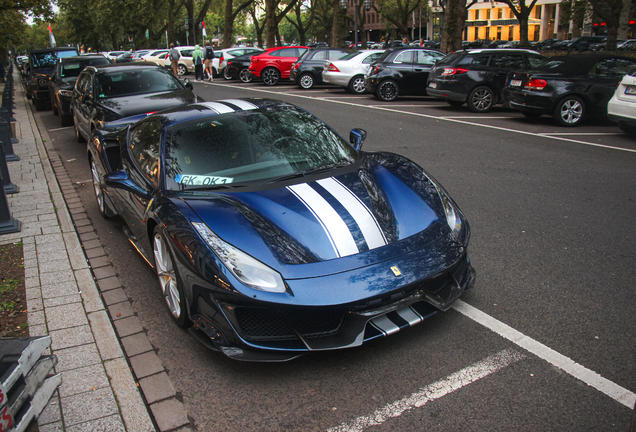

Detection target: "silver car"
[322, 49, 385, 94]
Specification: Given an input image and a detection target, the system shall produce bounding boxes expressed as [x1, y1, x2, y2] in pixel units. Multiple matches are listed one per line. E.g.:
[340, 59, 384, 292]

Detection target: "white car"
[608, 70, 636, 134]
[163, 46, 196, 75]
[143, 49, 170, 65]
[214, 47, 264, 78]
[322, 49, 385, 94]
[105, 51, 126, 61]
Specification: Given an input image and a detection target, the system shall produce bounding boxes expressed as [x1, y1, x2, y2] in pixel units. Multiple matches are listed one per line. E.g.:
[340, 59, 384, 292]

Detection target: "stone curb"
[21, 73, 193, 432]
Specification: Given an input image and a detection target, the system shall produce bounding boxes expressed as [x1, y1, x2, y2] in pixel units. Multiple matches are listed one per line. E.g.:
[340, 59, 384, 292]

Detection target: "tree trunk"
[441, 0, 461, 52]
[223, 0, 234, 48]
[331, 0, 346, 48]
[519, 16, 529, 47]
[266, 0, 278, 47]
[618, 0, 631, 40]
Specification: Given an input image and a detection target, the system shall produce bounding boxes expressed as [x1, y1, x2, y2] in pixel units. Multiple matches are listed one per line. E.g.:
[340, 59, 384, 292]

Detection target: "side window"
[394, 51, 414, 63]
[611, 59, 636, 76]
[278, 48, 298, 57]
[181, 50, 194, 58]
[328, 50, 348, 60]
[363, 53, 383, 64]
[269, 50, 282, 57]
[492, 55, 524, 69]
[129, 121, 162, 186]
[590, 59, 616, 77]
[310, 50, 327, 61]
[471, 55, 489, 66]
[526, 55, 546, 68]
[416, 51, 437, 65]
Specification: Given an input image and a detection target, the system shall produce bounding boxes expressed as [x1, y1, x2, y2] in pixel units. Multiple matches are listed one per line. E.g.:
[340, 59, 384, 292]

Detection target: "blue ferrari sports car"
[88, 99, 475, 361]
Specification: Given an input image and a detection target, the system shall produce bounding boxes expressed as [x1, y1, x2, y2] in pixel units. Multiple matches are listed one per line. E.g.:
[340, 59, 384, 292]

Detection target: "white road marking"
[326, 349, 525, 432]
[218, 83, 636, 154]
[453, 300, 636, 409]
[48, 127, 73, 132]
[66, 158, 76, 162]
[539, 132, 625, 136]
[440, 116, 519, 119]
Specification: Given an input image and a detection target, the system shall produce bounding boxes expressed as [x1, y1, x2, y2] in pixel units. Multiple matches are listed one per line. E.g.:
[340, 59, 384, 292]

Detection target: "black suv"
[25, 47, 79, 110]
[49, 55, 110, 126]
[427, 49, 546, 112]
[289, 47, 350, 89]
[563, 36, 606, 51]
[365, 47, 446, 101]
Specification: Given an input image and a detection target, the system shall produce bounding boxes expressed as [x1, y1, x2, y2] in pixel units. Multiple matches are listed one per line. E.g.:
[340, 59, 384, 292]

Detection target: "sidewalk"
[2, 71, 156, 431]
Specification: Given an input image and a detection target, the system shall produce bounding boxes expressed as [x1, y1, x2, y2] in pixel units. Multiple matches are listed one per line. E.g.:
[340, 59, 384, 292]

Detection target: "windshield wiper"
[267, 163, 350, 184]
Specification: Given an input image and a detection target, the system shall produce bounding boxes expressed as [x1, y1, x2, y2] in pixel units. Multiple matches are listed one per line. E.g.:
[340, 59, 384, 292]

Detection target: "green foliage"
[0, 301, 15, 311]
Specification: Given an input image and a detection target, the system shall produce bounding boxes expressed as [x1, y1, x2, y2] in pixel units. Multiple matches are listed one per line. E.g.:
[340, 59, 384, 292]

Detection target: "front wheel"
[261, 67, 280, 86]
[554, 96, 585, 127]
[467, 86, 495, 113]
[91, 159, 108, 218]
[239, 68, 253, 83]
[298, 73, 314, 89]
[376, 80, 399, 101]
[153, 227, 191, 327]
[348, 75, 366, 94]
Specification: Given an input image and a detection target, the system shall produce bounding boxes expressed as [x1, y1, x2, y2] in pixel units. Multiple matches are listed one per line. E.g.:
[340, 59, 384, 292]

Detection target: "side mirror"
[183, 78, 193, 91]
[104, 170, 151, 199]
[349, 128, 367, 151]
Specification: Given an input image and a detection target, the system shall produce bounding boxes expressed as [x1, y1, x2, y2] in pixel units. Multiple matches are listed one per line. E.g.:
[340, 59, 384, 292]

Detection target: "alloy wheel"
[350, 76, 366, 94]
[153, 233, 182, 319]
[377, 80, 398, 101]
[91, 160, 105, 215]
[559, 99, 583, 125]
[178, 64, 187, 76]
[299, 73, 314, 89]
[468, 87, 494, 113]
[223, 67, 232, 80]
[239, 69, 253, 83]
[262, 68, 279, 86]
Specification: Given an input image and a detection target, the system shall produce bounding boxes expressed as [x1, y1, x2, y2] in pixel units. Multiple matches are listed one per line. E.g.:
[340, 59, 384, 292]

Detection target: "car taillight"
[370, 66, 381, 75]
[328, 63, 340, 72]
[524, 78, 548, 90]
[220, 56, 224, 63]
[441, 67, 469, 75]
[227, 61, 232, 66]
[293, 63, 300, 69]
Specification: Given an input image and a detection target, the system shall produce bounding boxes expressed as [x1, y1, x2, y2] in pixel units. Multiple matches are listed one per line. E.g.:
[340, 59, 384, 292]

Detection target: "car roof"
[90, 62, 165, 73]
[60, 55, 107, 62]
[457, 48, 541, 54]
[30, 47, 78, 54]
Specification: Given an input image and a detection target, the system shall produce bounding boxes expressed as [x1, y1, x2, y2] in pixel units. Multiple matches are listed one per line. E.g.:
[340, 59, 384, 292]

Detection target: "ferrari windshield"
[164, 106, 358, 190]
[95, 68, 183, 98]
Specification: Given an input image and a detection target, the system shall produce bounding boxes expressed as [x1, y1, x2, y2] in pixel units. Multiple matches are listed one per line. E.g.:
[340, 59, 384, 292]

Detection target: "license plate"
[510, 79, 522, 87]
[429, 82, 437, 89]
[625, 86, 636, 95]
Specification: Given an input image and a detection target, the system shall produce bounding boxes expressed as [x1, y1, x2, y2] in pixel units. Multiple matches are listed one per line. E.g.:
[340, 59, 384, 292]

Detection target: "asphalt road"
[35, 78, 635, 431]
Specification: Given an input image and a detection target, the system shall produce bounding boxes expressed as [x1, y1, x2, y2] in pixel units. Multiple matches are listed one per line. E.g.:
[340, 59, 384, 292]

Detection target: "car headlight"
[58, 89, 73, 97]
[191, 222, 287, 293]
[423, 172, 468, 244]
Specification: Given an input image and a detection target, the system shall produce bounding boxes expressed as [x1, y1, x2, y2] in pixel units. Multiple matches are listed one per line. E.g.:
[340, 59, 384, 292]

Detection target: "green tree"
[589, 0, 628, 50]
[497, 0, 540, 47]
[372, 0, 423, 39]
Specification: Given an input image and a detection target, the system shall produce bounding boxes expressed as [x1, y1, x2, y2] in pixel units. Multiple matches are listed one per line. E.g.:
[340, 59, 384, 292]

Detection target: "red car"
[248, 46, 309, 86]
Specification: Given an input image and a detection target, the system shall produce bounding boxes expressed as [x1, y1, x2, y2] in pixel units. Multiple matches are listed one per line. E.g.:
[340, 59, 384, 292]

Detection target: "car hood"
[180, 153, 447, 278]
[96, 89, 198, 119]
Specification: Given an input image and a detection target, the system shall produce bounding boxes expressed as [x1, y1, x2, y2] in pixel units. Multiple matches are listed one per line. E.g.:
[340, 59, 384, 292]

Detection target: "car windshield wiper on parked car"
[266, 163, 351, 184]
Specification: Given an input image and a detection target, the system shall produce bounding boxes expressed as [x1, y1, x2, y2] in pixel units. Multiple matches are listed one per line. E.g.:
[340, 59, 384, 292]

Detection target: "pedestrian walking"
[204, 42, 215, 81]
[169, 43, 180, 77]
[192, 44, 204, 81]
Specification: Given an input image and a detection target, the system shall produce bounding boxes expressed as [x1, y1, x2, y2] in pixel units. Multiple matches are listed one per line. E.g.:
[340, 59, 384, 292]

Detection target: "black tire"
[618, 122, 636, 135]
[74, 116, 85, 143]
[298, 73, 314, 89]
[348, 75, 366, 94]
[521, 111, 542, 118]
[152, 226, 191, 327]
[553, 96, 585, 127]
[223, 67, 232, 80]
[178, 64, 187, 76]
[90, 159, 109, 218]
[467, 86, 495, 113]
[446, 100, 464, 107]
[261, 67, 280, 86]
[239, 68, 253, 83]
[376, 80, 399, 101]
[60, 113, 72, 127]
[34, 98, 45, 111]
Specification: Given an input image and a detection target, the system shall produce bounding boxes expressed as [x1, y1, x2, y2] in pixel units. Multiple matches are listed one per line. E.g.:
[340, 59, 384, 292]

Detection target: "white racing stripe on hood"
[317, 177, 387, 250]
[220, 99, 258, 110]
[198, 102, 235, 114]
[288, 183, 359, 258]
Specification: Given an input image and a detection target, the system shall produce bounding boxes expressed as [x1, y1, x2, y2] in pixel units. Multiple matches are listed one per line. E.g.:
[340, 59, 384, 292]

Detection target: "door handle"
[414, 68, 423, 71]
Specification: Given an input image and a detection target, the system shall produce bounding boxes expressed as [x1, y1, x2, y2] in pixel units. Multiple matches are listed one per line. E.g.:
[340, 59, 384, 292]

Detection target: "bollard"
[0, 119, 18, 161]
[0, 142, 18, 194]
[0, 167, 20, 234]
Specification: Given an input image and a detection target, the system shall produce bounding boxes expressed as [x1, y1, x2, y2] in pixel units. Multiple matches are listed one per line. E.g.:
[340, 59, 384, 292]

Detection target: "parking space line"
[440, 116, 519, 119]
[218, 83, 636, 154]
[326, 349, 525, 432]
[453, 300, 636, 409]
[48, 126, 73, 132]
[539, 132, 625, 136]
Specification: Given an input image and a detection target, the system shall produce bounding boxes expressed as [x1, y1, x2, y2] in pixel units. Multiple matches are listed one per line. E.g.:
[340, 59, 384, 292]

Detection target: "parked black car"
[365, 47, 446, 101]
[618, 40, 636, 51]
[562, 36, 607, 51]
[464, 39, 499, 49]
[25, 47, 79, 110]
[224, 53, 261, 82]
[48, 55, 110, 127]
[427, 49, 546, 112]
[532, 38, 562, 50]
[289, 47, 350, 89]
[502, 54, 636, 126]
[71, 63, 201, 142]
